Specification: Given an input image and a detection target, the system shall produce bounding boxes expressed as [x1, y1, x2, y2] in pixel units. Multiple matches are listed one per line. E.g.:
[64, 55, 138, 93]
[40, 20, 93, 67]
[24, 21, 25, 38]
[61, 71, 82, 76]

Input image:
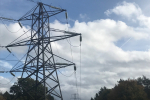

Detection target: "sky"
[1, 0, 150, 100]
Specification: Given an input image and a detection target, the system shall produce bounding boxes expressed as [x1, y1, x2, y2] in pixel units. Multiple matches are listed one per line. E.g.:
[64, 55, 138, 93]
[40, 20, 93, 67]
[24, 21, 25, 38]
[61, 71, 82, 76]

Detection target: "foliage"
[46, 93, 54, 100]
[10, 78, 48, 100]
[0, 95, 5, 100]
[108, 79, 148, 100]
[3, 91, 11, 100]
[0, 78, 54, 100]
[92, 87, 111, 100]
[137, 76, 150, 99]
[91, 76, 150, 100]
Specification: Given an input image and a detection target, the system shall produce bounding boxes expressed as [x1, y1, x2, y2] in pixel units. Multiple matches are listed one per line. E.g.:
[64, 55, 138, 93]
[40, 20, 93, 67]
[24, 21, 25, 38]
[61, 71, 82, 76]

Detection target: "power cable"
[0, 18, 22, 33]
[0, 15, 32, 46]
[64, 10, 82, 97]
[10, 51, 28, 71]
[69, 39, 74, 62]
[51, 30, 75, 77]
[0, 59, 23, 62]
[9, 49, 23, 64]
[66, 37, 81, 47]
[48, 5, 67, 24]
[0, 53, 11, 60]
[19, 4, 38, 20]
[54, 16, 67, 24]
[0, 54, 16, 85]
[58, 70, 75, 77]
[65, 16, 81, 47]
[74, 72, 79, 95]
[80, 42, 82, 99]
[0, 72, 16, 85]
[0, 46, 27, 72]
[48, 6, 81, 47]
[0, 45, 27, 86]
[8, 29, 31, 45]
[27, 0, 37, 3]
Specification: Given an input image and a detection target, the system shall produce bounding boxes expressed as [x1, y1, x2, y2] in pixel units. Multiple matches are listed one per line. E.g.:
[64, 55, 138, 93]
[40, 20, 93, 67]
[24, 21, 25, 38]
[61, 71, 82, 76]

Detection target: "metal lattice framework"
[1, 2, 81, 100]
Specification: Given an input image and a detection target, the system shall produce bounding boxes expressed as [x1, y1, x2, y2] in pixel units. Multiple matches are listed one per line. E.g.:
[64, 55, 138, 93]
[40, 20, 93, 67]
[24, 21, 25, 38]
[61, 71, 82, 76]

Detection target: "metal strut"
[0, 2, 82, 100]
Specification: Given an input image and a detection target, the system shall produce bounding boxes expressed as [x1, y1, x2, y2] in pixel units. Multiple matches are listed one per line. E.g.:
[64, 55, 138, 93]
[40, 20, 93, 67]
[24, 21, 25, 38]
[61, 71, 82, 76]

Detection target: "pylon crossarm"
[0, 71, 9, 73]
[18, 2, 66, 21]
[0, 17, 17, 21]
[4, 34, 80, 48]
[0, 2, 82, 100]
[50, 28, 81, 35]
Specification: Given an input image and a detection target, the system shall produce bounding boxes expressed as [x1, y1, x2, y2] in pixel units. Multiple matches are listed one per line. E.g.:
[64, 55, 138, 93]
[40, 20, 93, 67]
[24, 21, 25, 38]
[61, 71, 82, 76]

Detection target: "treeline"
[91, 76, 150, 100]
[0, 91, 54, 100]
[0, 78, 54, 100]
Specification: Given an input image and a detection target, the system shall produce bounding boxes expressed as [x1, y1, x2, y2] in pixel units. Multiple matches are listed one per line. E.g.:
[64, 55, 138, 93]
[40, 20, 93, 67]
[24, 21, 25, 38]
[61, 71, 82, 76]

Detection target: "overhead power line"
[0, 2, 82, 100]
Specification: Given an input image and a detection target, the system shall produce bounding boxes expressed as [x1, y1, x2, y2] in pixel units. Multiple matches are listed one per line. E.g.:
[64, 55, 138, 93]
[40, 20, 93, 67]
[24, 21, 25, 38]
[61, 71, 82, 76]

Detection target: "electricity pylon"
[0, 2, 81, 100]
[70, 93, 80, 100]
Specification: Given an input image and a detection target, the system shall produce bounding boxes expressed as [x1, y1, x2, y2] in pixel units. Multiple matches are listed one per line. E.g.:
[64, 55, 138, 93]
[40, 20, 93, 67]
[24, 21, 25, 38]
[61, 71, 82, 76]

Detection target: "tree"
[108, 79, 148, 100]
[91, 97, 94, 100]
[91, 77, 150, 100]
[3, 91, 11, 100]
[0, 91, 5, 100]
[0, 95, 5, 100]
[46, 93, 54, 100]
[94, 93, 99, 100]
[98, 87, 111, 100]
[93, 87, 110, 100]
[137, 76, 150, 99]
[9, 78, 54, 100]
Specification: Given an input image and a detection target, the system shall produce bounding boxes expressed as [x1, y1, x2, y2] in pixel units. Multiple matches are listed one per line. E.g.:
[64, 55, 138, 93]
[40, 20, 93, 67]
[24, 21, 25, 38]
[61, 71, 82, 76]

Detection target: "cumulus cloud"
[1, 2, 150, 100]
[0, 23, 29, 54]
[105, 1, 150, 28]
[105, 1, 142, 18]
[48, 18, 150, 99]
[1, 18, 150, 100]
[0, 76, 13, 93]
[79, 14, 90, 21]
[0, 60, 12, 68]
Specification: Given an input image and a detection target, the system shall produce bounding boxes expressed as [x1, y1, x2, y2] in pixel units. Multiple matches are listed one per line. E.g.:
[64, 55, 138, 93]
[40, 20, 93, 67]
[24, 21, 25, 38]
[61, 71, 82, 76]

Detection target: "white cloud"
[49, 18, 150, 99]
[1, 18, 150, 100]
[0, 76, 12, 93]
[137, 15, 150, 28]
[0, 60, 12, 68]
[1, 2, 150, 100]
[0, 23, 29, 54]
[105, 1, 150, 28]
[105, 1, 142, 18]
[79, 14, 90, 21]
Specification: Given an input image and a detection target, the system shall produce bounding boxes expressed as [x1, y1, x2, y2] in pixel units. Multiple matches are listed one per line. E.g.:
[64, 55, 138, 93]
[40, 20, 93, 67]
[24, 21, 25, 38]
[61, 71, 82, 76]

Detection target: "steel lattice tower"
[70, 94, 80, 100]
[2, 2, 81, 100]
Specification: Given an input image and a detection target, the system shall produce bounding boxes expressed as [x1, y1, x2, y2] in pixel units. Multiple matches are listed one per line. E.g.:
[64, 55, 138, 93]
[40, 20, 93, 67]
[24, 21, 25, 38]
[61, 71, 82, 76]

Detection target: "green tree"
[0, 91, 5, 100]
[98, 87, 111, 100]
[46, 93, 54, 100]
[10, 78, 54, 100]
[94, 93, 99, 100]
[108, 79, 148, 100]
[137, 76, 150, 99]
[91, 97, 94, 100]
[0, 95, 5, 100]
[3, 91, 11, 100]
[93, 87, 110, 100]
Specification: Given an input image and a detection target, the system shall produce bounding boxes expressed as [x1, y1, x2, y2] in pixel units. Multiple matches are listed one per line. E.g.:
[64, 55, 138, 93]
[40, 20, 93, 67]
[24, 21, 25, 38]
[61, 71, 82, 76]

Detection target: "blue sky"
[1, 0, 150, 100]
